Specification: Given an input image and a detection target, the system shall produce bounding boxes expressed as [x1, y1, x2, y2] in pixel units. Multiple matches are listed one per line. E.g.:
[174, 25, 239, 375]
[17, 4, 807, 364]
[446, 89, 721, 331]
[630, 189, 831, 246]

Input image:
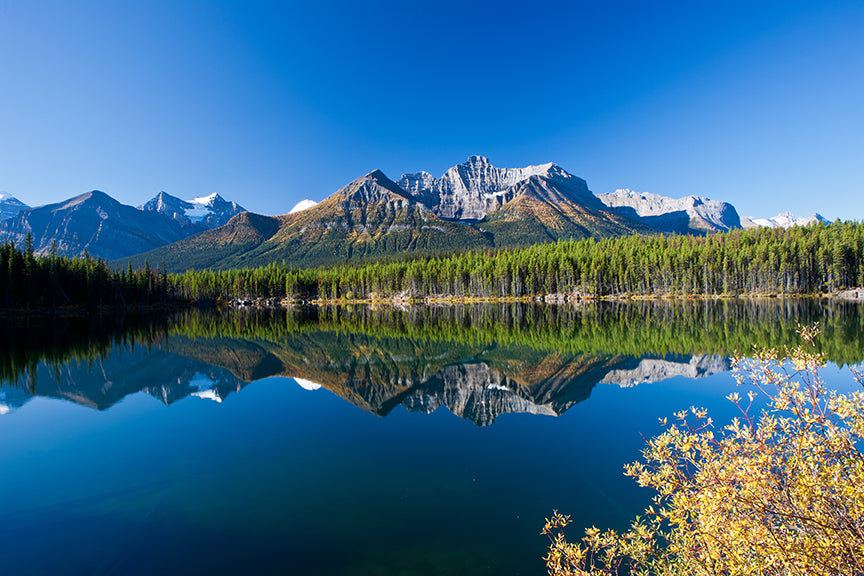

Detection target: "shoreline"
[1, 290, 861, 318]
[291, 290, 860, 307]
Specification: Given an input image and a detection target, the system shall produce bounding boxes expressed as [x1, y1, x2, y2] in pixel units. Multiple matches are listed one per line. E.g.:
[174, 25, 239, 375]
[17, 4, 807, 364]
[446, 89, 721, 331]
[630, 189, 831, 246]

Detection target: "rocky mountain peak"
[336, 169, 415, 210]
[0, 194, 30, 222]
[0, 189, 189, 259]
[396, 156, 592, 221]
[139, 190, 245, 230]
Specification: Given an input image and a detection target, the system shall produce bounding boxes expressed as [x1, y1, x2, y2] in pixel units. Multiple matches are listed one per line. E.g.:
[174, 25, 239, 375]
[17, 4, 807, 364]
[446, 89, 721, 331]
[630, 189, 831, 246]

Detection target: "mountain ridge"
[0, 189, 247, 260]
[0, 190, 191, 260]
[2, 157, 835, 269]
[120, 158, 650, 271]
[596, 188, 742, 234]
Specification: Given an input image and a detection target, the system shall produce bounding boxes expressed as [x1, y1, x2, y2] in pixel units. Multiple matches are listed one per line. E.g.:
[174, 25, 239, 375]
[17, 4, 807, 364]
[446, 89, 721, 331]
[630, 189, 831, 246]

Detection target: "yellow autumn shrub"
[543, 325, 864, 576]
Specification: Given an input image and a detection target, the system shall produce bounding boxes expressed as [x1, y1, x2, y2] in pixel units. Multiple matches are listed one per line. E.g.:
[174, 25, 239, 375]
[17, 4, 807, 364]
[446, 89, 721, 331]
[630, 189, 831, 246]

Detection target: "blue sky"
[1, 0, 862, 220]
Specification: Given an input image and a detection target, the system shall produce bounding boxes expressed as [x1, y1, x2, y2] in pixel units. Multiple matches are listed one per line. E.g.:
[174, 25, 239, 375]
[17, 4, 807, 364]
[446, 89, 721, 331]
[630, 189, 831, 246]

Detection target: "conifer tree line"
[3, 222, 863, 308]
[168, 220, 864, 301]
[0, 235, 168, 310]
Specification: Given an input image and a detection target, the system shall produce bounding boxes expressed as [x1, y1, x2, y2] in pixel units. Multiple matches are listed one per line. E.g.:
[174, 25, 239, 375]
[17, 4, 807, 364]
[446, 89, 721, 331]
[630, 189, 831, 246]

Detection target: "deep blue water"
[0, 302, 860, 575]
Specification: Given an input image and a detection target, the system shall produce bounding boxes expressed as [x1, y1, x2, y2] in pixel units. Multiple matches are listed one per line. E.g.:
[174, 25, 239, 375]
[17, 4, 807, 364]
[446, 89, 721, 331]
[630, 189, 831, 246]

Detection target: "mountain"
[596, 189, 742, 234]
[0, 194, 29, 222]
[122, 169, 494, 270]
[741, 211, 830, 229]
[123, 157, 648, 271]
[0, 190, 190, 260]
[398, 155, 592, 220]
[3, 323, 730, 426]
[599, 354, 730, 387]
[1, 343, 251, 414]
[139, 191, 245, 231]
[161, 329, 729, 426]
[477, 175, 650, 248]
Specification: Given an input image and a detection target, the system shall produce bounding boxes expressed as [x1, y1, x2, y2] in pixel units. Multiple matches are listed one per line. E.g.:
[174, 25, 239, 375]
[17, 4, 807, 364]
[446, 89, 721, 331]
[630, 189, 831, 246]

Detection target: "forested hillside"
[168, 221, 863, 301]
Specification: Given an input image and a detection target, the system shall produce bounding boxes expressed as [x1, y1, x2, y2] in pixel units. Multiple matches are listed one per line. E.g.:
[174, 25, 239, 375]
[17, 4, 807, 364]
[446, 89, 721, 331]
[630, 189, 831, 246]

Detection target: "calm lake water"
[1, 301, 861, 575]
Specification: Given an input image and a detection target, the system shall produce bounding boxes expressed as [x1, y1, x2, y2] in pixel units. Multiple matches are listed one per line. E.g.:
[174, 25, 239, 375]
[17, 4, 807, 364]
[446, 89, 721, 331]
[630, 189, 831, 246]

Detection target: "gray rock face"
[599, 354, 730, 387]
[139, 191, 245, 231]
[0, 190, 189, 260]
[339, 170, 420, 212]
[401, 363, 557, 426]
[0, 194, 29, 223]
[397, 155, 595, 220]
[596, 189, 741, 234]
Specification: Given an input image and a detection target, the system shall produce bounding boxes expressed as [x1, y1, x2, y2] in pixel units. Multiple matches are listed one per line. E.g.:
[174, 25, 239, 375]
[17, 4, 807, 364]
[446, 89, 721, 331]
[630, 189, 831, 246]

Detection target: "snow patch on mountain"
[139, 191, 245, 229]
[191, 389, 222, 402]
[294, 377, 322, 391]
[189, 372, 223, 402]
[191, 192, 219, 204]
[289, 199, 318, 214]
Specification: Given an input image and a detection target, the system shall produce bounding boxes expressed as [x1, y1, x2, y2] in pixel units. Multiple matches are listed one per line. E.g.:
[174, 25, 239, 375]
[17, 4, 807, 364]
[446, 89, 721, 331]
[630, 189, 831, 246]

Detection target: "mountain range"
[0, 190, 244, 259]
[121, 159, 657, 270]
[1, 329, 729, 426]
[1, 156, 830, 268]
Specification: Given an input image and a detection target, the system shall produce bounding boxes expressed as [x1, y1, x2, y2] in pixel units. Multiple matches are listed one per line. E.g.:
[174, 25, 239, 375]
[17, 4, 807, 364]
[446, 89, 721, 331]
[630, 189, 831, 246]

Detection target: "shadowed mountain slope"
[0, 191, 190, 259]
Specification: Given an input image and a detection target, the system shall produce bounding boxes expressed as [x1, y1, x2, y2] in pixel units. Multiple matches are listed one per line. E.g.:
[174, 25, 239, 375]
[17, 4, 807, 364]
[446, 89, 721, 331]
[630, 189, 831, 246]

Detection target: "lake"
[1, 300, 861, 575]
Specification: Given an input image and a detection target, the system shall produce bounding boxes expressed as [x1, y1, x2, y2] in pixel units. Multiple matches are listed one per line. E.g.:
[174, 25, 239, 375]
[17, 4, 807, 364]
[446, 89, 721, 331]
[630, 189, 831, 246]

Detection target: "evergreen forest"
[170, 221, 864, 302]
[2, 221, 863, 310]
[0, 236, 169, 311]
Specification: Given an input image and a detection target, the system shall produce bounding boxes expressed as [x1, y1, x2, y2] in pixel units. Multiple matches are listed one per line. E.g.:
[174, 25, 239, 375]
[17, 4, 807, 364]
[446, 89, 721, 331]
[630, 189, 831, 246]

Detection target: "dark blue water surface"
[0, 302, 861, 575]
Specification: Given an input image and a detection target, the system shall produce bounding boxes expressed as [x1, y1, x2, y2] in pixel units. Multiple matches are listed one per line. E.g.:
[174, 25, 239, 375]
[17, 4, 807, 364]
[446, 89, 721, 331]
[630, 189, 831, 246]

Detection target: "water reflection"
[2, 300, 861, 425]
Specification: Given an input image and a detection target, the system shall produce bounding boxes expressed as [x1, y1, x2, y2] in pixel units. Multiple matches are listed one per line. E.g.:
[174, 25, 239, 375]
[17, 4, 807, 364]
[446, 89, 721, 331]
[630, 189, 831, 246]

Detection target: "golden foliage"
[543, 325, 864, 575]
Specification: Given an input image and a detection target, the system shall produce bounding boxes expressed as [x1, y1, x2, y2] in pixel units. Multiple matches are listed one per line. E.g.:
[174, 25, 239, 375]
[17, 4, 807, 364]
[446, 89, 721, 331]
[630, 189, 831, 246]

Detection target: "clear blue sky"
[1, 0, 862, 220]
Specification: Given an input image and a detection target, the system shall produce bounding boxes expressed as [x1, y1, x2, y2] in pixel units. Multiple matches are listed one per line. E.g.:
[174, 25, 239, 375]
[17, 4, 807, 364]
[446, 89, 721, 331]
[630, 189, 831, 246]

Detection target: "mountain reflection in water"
[2, 300, 861, 425]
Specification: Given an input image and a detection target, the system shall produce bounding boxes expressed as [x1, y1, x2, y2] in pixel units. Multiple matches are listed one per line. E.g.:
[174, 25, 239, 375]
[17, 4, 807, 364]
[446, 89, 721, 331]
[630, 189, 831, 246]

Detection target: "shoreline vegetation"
[2, 220, 863, 313]
[544, 327, 864, 575]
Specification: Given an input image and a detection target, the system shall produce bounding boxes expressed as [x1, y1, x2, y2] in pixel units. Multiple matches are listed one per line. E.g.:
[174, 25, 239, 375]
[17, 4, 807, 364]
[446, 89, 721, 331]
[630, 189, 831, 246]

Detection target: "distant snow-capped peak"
[289, 199, 318, 214]
[184, 194, 221, 223]
[596, 188, 741, 233]
[138, 191, 244, 228]
[190, 192, 219, 205]
[741, 212, 829, 229]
